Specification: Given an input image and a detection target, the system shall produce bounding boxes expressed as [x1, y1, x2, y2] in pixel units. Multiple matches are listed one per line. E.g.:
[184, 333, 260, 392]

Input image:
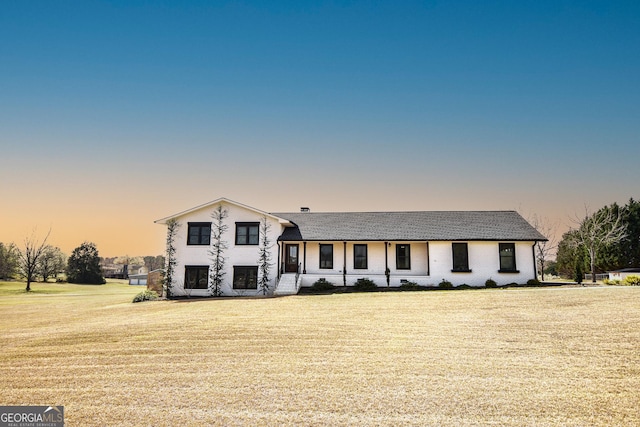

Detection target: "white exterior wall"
[428, 241, 536, 286]
[170, 201, 283, 296]
[298, 240, 537, 288]
[609, 271, 640, 281]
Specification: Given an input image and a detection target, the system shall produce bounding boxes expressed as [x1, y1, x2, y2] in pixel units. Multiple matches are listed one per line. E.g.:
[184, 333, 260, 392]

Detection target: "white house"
[155, 198, 547, 297]
[608, 268, 640, 281]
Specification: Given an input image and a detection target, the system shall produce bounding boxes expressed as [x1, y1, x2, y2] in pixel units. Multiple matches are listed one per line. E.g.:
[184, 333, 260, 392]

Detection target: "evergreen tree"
[66, 242, 106, 284]
[574, 263, 583, 285]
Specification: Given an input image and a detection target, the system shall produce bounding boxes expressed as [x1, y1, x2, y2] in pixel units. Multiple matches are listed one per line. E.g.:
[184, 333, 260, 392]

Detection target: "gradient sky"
[1, 0, 639, 257]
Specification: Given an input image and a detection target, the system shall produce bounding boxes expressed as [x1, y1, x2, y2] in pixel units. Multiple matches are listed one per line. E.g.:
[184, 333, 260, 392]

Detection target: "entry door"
[285, 244, 299, 273]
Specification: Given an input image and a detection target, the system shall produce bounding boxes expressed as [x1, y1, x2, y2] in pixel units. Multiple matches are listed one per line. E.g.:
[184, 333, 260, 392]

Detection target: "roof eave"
[155, 197, 293, 225]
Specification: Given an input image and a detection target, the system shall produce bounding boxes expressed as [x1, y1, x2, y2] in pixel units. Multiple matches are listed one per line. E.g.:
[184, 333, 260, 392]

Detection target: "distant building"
[608, 268, 640, 281]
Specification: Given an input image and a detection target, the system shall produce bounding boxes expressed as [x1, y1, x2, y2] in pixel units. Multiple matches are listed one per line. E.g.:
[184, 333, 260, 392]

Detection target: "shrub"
[354, 278, 377, 291]
[438, 279, 453, 289]
[603, 278, 621, 285]
[398, 281, 422, 291]
[310, 278, 335, 291]
[456, 284, 473, 290]
[623, 275, 640, 286]
[132, 290, 159, 303]
[526, 279, 542, 287]
[485, 278, 497, 288]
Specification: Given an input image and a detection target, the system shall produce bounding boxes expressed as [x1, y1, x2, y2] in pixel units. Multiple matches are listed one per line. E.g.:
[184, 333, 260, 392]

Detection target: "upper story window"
[354, 244, 368, 269]
[235, 222, 259, 245]
[320, 244, 333, 269]
[452, 242, 471, 272]
[396, 244, 411, 270]
[187, 223, 211, 245]
[499, 243, 518, 272]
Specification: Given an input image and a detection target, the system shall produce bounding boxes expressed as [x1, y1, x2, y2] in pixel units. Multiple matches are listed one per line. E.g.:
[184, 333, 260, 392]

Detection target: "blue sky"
[1, 0, 639, 255]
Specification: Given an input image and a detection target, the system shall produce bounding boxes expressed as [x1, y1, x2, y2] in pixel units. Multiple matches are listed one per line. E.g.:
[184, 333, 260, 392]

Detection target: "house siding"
[171, 200, 283, 296]
[295, 240, 536, 288]
[158, 198, 544, 295]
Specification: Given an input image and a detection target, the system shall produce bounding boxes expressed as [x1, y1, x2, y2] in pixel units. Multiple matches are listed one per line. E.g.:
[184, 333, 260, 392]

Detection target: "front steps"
[274, 274, 300, 296]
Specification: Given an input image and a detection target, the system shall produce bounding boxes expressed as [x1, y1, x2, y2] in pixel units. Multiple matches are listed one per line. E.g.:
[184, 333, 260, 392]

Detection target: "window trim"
[319, 244, 334, 269]
[184, 265, 209, 289]
[396, 244, 411, 270]
[235, 222, 260, 246]
[187, 222, 211, 246]
[353, 244, 368, 269]
[451, 242, 471, 273]
[233, 265, 258, 289]
[498, 243, 519, 273]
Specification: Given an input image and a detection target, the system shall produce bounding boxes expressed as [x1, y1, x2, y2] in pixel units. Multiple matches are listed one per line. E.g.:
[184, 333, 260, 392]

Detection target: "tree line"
[556, 198, 640, 281]
[0, 232, 164, 291]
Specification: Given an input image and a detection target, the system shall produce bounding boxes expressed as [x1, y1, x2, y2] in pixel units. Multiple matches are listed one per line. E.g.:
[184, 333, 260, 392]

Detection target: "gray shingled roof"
[272, 211, 547, 242]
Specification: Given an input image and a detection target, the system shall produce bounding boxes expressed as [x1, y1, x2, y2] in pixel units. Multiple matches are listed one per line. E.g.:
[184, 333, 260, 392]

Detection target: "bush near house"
[485, 279, 497, 288]
[398, 281, 424, 291]
[623, 275, 640, 286]
[310, 278, 335, 292]
[132, 290, 159, 303]
[438, 279, 454, 289]
[354, 278, 377, 291]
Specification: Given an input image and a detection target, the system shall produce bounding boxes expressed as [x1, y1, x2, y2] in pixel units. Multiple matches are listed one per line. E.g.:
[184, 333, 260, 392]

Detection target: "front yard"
[1, 281, 639, 426]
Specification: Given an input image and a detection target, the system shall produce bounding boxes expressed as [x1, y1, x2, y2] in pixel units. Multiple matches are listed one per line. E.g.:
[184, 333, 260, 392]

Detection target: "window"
[233, 266, 258, 289]
[354, 244, 368, 269]
[187, 223, 211, 245]
[319, 244, 333, 269]
[396, 244, 411, 270]
[235, 223, 259, 245]
[185, 266, 209, 289]
[499, 243, 518, 272]
[452, 243, 471, 272]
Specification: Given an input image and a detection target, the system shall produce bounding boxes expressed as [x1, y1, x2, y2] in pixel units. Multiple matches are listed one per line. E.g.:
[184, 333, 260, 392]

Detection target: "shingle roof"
[272, 211, 547, 242]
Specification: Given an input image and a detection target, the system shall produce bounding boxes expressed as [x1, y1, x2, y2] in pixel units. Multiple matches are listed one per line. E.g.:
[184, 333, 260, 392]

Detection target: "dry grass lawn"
[1, 281, 639, 426]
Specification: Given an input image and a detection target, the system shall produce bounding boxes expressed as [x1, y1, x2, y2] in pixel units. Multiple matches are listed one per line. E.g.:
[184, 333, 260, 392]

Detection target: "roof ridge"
[273, 210, 519, 214]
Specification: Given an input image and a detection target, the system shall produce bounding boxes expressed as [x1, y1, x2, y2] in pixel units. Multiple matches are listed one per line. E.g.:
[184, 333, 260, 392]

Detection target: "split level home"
[155, 198, 547, 297]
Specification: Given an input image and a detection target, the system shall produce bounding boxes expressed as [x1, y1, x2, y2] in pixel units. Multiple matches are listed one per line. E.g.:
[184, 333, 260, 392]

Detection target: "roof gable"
[155, 197, 291, 225]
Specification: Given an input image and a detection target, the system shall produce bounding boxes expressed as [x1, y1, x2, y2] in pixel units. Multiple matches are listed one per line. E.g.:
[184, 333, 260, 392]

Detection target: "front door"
[285, 244, 299, 273]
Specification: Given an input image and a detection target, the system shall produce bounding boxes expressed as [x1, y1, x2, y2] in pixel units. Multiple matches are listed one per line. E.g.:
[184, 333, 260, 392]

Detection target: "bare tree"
[209, 205, 228, 296]
[143, 255, 165, 271]
[18, 228, 52, 291]
[571, 206, 627, 283]
[529, 214, 559, 281]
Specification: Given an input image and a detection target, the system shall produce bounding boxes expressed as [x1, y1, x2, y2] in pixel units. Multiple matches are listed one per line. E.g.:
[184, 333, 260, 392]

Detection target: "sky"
[1, 0, 639, 257]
